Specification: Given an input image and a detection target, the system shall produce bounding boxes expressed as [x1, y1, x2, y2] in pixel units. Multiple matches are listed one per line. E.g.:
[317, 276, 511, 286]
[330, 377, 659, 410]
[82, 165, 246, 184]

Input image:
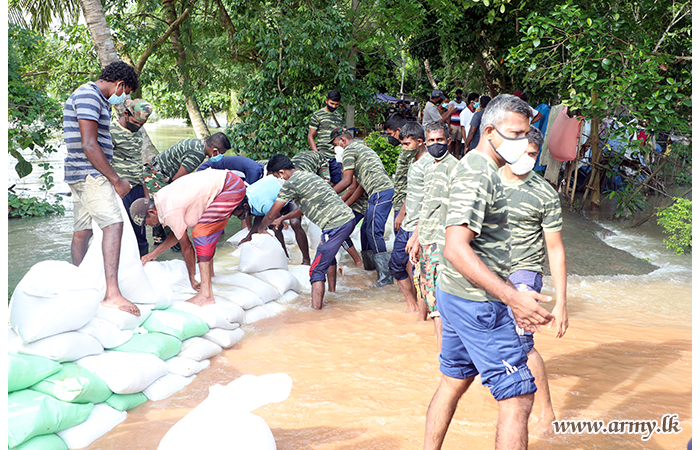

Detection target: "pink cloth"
[547, 106, 583, 162]
[155, 169, 228, 239]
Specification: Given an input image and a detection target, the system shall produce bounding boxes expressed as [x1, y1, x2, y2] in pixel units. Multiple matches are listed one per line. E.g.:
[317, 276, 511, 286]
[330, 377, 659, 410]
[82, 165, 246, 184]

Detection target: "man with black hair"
[64, 60, 140, 316]
[383, 113, 413, 231]
[422, 89, 455, 127]
[459, 93, 480, 156]
[463, 95, 492, 152]
[447, 90, 467, 157]
[291, 150, 332, 183]
[111, 98, 154, 257]
[259, 154, 356, 309]
[308, 90, 343, 184]
[331, 126, 395, 287]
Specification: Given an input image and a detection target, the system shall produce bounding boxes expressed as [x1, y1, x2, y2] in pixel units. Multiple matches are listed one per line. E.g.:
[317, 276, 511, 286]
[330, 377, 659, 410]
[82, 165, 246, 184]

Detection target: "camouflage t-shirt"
[277, 170, 355, 230]
[392, 146, 418, 210]
[292, 150, 330, 182]
[417, 154, 459, 245]
[402, 153, 433, 232]
[153, 138, 206, 179]
[438, 151, 511, 303]
[499, 168, 563, 274]
[309, 108, 342, 159]
[350, 191, 368, 215]
[342, 142, 393, 196]
[110, 121, 144, 185]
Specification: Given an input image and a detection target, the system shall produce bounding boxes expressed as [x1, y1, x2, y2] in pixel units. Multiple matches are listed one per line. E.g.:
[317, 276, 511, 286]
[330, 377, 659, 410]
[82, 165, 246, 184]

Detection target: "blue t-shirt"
[246, 176, 285, 216]
[197, 156, 264, 183]
[63, 82, 113, 184]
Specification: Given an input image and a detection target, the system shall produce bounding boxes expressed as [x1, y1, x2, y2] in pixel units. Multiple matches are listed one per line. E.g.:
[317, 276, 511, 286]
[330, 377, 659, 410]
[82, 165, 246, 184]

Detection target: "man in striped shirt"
[64, 61, 140, 316]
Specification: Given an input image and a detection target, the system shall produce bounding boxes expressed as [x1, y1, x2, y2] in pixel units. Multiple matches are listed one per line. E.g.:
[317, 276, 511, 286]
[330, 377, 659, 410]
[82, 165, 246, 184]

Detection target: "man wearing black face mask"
[110, 99, 153, 256]
[308, 90, 343, 184]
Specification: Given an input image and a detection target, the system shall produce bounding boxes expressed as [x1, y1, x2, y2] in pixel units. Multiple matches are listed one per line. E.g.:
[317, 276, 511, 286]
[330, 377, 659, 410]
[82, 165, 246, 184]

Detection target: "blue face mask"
[108, 82, 126, 105]
[210, 152, 224, 163]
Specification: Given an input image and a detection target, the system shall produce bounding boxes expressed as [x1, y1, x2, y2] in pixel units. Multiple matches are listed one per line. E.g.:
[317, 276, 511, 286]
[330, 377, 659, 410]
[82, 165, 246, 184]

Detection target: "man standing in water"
[423, 95, 554, 450]
[130, 169, 247, 306]
[259, 154, 356, 309]
[499, 127, 568, 436]
[64, 61, 140, 316]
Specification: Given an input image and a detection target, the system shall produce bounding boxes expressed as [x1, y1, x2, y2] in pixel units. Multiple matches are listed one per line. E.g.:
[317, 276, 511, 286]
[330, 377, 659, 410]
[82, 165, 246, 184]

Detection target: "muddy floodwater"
[7, 121, 691, 449]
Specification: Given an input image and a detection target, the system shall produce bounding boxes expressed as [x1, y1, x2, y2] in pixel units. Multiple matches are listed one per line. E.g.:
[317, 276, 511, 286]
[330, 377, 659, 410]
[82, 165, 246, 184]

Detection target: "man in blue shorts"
[259, 154, 355, 309]
[424, 95, 555, 450]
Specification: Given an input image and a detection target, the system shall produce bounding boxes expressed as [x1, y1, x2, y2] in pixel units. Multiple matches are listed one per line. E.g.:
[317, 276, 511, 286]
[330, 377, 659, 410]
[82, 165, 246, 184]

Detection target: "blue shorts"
[436, 286, 536, 401]
[342, 211, 366, 251]
[388, 227, 412, 281]
[362, 188, 394, 254]
[310, 220, 355, 283]
[507, 270, 543, 353]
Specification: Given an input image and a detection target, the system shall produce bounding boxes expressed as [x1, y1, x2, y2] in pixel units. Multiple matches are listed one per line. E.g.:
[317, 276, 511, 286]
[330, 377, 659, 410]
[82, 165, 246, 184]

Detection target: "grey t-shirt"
[469, 110, 485, 150]
[422, 102, 442, 126]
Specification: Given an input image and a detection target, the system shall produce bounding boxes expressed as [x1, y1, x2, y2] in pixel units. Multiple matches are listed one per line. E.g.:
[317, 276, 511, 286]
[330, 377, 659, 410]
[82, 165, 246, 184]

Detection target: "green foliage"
[605, 184, 647, 219]
[363, 131, 401, 177]
[8, 192, 65, 218]
[8, 25, 63, 179]
[656, 197, 692, 254]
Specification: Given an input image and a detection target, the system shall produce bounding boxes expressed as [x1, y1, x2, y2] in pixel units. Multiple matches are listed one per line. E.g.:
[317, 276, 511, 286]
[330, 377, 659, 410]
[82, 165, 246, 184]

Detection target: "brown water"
[7, 122, 691, 449]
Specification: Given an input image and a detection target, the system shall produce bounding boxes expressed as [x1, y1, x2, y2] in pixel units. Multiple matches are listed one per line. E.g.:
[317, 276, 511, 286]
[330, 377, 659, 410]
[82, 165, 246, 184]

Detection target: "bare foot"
[186, 292, 216, 306]
[531, 416, 555, 438]
[405, 303, 418, 313]
[102, 295, 141, 316]
[338, 267, 345, 276]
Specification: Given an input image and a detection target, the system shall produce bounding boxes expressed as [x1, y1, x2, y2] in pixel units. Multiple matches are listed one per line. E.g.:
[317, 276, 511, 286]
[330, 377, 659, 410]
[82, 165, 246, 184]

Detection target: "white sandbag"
[157, 260, 197, 294]
[76, 351, 169, 394]
[178, 337, 222, 362]
[9, 260, 102, 344]
[384, 218, 395, 253]
[12, 331, 103, 363]
[96, 303, 153, 330]
[238, 233, 288, 273]
[143, 373, 195, 401]
[287, 265, 312, 293]
[282, 227, 296, 246]
[211, 285, 264, 310]
[77, 317, 133, 349]
[266, 301, 287, 315]
[280, 290, 299, 303]
[57, 403, 127, 449]
[227, 228, 250, 247]
[166, 357, 209, 377]
[78, 191, 160, 305]
[306, 222, 322, 251]
[157, 373, 292, 450]
[244, 304, 278, 324]
[204, 300, 245, 325]
[213, 272, 278, 303]
[169, 301, 238, 330]
[143, 262, 175, 309]
[252, 269, 302, 296]
[202, 328, 244, 349]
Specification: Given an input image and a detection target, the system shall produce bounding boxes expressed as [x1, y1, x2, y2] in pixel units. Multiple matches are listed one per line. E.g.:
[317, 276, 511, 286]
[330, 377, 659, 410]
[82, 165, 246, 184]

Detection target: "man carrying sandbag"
[259, 154, 356, 309]
[130, 170, 247, 306]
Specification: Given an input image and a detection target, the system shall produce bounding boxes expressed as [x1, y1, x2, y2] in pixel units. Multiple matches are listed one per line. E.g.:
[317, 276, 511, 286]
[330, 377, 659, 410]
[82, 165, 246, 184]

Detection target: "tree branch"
[135, 8, 191, 75]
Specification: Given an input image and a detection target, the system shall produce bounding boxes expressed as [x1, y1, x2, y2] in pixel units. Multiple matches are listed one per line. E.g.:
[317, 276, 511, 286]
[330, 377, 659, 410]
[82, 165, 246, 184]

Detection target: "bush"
[363, 131, 400, 177]
[8, 192, 65, 218]
[656, 197, 692, 255]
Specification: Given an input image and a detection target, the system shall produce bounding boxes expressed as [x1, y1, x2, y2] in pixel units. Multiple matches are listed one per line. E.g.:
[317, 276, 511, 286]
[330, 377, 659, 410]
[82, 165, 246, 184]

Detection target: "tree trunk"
[475, 53, 497, 98]
[344, 0, 360, 130]
[424, 59, 437, 89]
[80, 0, 119, 66]
[162, 0, 210, 139]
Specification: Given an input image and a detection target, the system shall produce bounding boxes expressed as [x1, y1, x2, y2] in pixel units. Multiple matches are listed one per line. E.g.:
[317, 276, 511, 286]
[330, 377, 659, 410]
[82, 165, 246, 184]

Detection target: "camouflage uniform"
[292, 150, 331, 182]
[309, 108, 342, 159]
[144, 138, 206, 193]
[391, 146, 418, 211]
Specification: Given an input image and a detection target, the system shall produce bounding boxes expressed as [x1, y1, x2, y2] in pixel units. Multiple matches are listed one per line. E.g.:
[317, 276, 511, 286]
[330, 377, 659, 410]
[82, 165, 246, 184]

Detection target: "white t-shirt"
[448, 100, 467, 111]
[459, 107, 476, 143]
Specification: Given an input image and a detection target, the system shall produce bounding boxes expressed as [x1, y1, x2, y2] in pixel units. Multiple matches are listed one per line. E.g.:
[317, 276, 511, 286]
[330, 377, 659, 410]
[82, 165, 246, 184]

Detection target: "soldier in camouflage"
[423, 95, 554, 450]
[110, 98, 153, 256]
[499, 126, 568, 437]
[308, 90, 343, 183]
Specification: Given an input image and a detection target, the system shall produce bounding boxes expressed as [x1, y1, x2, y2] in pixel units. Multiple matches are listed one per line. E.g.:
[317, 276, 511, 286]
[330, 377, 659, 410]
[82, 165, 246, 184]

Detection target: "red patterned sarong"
[192, 172, 246, 263]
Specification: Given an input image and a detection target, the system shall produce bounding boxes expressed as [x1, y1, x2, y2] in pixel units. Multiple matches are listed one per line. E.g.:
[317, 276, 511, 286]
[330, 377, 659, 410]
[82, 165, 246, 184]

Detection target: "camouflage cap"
[328, 125, 350, 144]
[125, 99, 153, 124]
[129, 198, 152, 226]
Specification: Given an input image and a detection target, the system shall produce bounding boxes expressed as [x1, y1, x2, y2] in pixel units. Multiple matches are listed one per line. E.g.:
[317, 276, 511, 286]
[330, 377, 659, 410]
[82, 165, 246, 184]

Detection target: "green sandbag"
[111, 332, 182, 360]
[12, 433, 68, 450]
[141, 309, 209, 341]
[31, 363, 112, 404]
[8, 389, 93, 448]
[8, 353, 62, 393]
[104, 392, 148, 411]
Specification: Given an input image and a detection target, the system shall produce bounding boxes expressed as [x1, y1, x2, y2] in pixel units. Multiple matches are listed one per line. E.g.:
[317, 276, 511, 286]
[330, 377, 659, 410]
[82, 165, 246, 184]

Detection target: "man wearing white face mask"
[64, 61, 140, 316]
[499, 127, 568, 437]
[423, 95, 555, 450]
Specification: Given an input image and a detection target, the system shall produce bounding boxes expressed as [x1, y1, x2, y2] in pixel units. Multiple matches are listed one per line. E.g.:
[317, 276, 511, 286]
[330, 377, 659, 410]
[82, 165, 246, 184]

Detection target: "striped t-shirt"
[63, 82, 113, 184]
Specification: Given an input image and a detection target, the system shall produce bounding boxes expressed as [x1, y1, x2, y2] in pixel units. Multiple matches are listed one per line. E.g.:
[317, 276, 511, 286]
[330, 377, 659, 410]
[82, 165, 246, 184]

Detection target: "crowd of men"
[63, 61, 568, 449]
